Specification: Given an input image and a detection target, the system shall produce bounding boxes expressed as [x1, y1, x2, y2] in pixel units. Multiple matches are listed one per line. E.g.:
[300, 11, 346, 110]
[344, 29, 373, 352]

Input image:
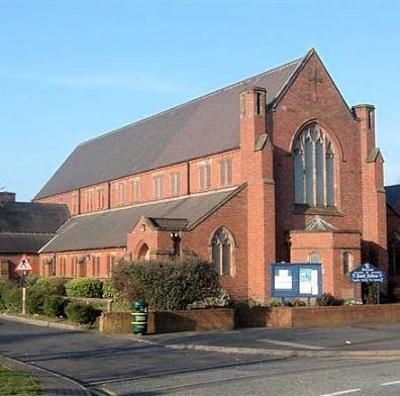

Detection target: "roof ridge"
[1, 201, 67, 207]
[78, 55, 305, 148]
[0, 231, 55, 236]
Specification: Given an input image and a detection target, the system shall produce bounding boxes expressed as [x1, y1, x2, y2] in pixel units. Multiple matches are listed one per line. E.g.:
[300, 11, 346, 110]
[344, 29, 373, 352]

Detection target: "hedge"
[112, 256, 222, 310]
[43, 295, 69, 317]
[65, 303, 102, 324]
[65, 278, 103, 298]
[0, 280, 21, 313]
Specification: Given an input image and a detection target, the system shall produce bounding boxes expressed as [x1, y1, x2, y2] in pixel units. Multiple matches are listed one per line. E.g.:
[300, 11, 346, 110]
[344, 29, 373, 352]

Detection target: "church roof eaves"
[34, 55, 305, 200]
[39, 186, 243, 253]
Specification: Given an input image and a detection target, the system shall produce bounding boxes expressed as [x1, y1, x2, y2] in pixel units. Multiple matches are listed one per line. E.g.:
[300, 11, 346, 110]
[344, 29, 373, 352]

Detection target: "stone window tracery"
[211, 227, 234, 276]
[293, 124, 335, 207]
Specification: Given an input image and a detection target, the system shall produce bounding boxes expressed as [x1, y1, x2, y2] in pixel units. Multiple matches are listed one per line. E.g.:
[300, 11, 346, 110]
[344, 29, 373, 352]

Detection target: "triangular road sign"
[16, 255, 32, 272]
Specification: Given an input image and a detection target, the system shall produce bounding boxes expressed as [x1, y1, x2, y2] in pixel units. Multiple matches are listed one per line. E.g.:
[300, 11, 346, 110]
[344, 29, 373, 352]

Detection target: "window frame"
[292, 124, 336, 209]
[210, 227, 235, 277]
[199, 162, 211, 190]
[170, 172, 180, 196]
[153, 175, 164, 199]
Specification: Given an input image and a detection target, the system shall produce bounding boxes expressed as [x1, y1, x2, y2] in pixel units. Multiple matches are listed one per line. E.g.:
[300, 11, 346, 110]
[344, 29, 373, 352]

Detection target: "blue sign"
[350, 262, 384, 283]
[271, 263, 322, 298]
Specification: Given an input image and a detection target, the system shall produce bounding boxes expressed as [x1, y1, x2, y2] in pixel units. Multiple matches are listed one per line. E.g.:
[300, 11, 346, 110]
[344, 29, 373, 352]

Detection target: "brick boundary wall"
[99, 308, 235, 334]
[236, 304, 400, 329]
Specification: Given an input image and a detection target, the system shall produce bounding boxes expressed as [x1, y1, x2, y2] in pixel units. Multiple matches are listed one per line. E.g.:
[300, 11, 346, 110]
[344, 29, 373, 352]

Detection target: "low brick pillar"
[99, 308, 234, 334]
[99, 312, 131, 334]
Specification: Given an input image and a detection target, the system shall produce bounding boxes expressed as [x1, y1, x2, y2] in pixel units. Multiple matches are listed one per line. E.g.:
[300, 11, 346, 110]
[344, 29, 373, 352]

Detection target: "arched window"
[138, 243, 150, 261]
[293, 124, 335, 207]
[309, 252, 321, 263]
[342, 251, 352, 275]
[211, 228, 234, 276]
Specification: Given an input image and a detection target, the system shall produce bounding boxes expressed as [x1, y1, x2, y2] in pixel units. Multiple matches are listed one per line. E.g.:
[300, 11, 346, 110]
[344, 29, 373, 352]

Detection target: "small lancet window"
[309, 252, 321, 263]
[256, 92, 262, 115]
[342, 251, 352, 275]
[211, 228, 234, 276]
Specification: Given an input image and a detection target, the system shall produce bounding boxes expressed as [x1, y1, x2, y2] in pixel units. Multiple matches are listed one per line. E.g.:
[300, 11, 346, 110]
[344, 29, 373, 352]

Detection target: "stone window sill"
[293, 204, 343, 216]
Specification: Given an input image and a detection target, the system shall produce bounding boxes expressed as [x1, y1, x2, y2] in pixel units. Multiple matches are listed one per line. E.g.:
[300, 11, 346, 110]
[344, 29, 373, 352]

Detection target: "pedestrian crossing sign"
[16, 255, 32, 272]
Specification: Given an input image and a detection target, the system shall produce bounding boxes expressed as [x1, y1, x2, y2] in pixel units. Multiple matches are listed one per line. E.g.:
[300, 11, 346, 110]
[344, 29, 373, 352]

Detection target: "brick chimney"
[0, 192, 16, 203]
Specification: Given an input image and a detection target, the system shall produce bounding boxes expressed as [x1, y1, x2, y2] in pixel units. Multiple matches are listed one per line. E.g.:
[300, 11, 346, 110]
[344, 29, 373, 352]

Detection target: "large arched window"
[293, 124, 335, 207]
[211, 228, 234, 276]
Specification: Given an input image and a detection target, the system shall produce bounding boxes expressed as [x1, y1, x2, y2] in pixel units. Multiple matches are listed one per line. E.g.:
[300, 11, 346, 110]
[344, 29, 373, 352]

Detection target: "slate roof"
[0, 202, 70, 254]
[0, 233, 55, 254]
[386, 185, 400, 215]
[0, 202, 70, 233]
[147, 217, 189, 231]
[40, 187, 241, 253]
[35, 54, 306, 200]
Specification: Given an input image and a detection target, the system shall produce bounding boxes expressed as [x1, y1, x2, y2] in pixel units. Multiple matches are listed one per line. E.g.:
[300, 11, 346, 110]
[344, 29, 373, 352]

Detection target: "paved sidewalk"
[140, 324, 400, 356]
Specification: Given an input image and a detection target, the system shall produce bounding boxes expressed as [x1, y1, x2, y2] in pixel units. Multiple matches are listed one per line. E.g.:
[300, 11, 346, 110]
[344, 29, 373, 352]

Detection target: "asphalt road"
[1, 319, 400, 395]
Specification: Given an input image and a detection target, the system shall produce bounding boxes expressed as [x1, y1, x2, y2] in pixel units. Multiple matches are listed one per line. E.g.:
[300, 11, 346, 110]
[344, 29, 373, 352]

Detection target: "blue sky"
[1, 0, 399, 201]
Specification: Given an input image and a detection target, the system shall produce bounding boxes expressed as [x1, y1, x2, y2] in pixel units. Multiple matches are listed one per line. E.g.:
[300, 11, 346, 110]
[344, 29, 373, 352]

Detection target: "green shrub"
[187, 289, 231, 309]
[285, 299, 307, 307]
[25, 277, 67, 315]
[25, 274, 40, 287]
[112, 256, 221, 310]
[26, 286, 47, 314]
[43, 295, 69, 317]
[65, 302, 102, 324]
[102, 279, 130, 311]
[316, 293, 344, 306]
[35, 277, 67, 295]
[0, 280, 21, 313]
[65, 278, 103, 298]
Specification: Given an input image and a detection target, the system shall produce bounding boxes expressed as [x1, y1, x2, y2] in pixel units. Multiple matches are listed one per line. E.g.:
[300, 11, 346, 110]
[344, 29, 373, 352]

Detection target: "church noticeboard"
[350, 262, 384, 283]
[271, 263, 322, 298]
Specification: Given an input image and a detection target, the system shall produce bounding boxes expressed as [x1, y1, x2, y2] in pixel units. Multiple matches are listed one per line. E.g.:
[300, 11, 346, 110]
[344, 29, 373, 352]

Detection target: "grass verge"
[0, 362, 41, 395]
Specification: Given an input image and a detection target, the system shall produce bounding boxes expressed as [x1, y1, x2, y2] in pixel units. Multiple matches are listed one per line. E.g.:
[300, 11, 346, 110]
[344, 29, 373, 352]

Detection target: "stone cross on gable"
[308, 69, 323, 101]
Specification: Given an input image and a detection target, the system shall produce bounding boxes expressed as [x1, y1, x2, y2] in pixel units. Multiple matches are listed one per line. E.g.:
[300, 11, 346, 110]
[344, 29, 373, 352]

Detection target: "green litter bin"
[131, 300, 149, 335]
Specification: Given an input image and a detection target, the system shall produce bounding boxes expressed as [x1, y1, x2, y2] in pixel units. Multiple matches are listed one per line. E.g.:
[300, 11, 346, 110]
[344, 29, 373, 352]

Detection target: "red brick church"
[30, 49, 387, 302]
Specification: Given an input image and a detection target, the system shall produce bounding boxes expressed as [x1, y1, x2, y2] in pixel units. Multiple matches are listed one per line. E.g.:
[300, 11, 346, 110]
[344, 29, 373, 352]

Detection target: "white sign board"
[299, 268, 319, 295]
[274, 269, 293, 290]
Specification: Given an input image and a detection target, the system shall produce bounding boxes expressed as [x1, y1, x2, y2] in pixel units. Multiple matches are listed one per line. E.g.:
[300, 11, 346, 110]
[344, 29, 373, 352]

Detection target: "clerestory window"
[293, 124, 335, 207]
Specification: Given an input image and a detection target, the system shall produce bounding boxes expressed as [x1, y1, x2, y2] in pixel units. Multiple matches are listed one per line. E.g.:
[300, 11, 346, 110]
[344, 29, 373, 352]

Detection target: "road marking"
[261, 338, 324, 350]
[320, 389, 361, 396]
[381, 380, 400, 386]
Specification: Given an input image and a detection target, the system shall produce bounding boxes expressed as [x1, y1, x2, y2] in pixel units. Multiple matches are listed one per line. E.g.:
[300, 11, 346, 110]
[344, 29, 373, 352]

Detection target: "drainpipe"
[108, 181, 111, 209]
[186, 162, 191, 195]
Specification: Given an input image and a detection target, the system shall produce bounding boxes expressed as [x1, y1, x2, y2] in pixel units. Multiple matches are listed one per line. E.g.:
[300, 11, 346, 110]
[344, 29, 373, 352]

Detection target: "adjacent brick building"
[386, 185, 400, 293]
[0, 192, 69, 279]
[31, 49, 388, 301]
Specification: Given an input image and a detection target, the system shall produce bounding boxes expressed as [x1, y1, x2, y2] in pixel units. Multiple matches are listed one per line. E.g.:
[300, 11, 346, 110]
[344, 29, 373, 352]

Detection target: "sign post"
[15, 255, 33, 315]
[350, 262, 384, 304]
